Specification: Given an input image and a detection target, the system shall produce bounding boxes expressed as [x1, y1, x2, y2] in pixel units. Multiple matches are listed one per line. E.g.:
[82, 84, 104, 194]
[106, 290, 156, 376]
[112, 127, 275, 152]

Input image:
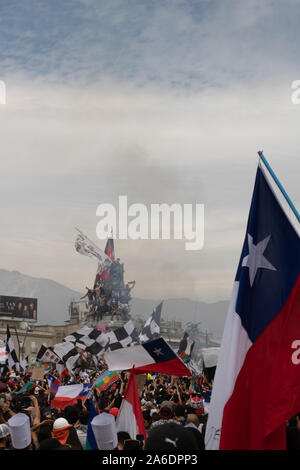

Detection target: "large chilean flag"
[205, 163, 300, 450]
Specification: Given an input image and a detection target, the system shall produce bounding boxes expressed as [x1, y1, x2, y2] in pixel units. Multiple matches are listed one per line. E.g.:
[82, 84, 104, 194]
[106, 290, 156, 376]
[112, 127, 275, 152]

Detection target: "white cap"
[53, 417, 69, 430]
[91, 412, 118, 450]
[8, 413, 31, 449]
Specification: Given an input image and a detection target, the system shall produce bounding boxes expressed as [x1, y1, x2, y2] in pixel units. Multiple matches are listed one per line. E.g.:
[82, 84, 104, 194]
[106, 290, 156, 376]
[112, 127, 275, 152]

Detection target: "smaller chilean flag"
[51, 383, 93, 410]
[105, 337, 191, 377]
[47, 374, 61, 395]
[116, 370, 146, 440]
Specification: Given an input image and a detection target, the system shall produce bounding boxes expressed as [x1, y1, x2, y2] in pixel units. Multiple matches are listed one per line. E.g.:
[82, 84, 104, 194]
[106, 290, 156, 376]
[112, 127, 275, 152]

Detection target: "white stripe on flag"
[105, 344, 153, 371]
[116, 400, 138, 439]
[205, 282, 252, 450]
[55, 384, 84, 398]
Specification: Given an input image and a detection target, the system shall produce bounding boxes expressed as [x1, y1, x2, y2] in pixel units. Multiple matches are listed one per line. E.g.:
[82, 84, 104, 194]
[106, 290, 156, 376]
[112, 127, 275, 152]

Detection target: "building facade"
[0, 300, 219, 366]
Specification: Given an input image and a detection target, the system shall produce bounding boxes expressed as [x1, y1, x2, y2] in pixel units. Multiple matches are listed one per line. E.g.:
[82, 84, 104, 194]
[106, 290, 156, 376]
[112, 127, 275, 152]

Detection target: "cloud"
[0, 1, 299, 303]
[0, 75, 299, 302]
[0, 0, 300, 88]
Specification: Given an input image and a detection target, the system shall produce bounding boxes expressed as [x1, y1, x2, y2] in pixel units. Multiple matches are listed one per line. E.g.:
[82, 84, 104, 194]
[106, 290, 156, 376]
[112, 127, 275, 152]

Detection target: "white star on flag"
[242, 234, 277, 287]
[153, 348, 163, 356]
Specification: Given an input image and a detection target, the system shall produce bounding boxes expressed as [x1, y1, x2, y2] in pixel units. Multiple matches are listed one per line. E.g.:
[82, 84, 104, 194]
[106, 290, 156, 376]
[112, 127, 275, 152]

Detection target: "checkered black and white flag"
[64, 325, 109, 357]
[6, 326, 20, 372]
[53, 341, 80, 373]
[139, 301, 163, 343]
[107, 320, 139, 351]
[60, 321, 139, 366]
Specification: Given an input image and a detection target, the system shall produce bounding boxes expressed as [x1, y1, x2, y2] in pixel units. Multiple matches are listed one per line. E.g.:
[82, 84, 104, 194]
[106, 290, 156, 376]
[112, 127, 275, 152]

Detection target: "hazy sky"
[0, 0, 299, 302]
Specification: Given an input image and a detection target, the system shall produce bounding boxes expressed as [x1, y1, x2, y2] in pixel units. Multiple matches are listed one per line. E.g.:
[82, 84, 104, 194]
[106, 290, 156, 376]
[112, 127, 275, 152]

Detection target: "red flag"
[116, 370, 146, 440]
[94, 237, 115, 287]
[58, 366, 69, 380]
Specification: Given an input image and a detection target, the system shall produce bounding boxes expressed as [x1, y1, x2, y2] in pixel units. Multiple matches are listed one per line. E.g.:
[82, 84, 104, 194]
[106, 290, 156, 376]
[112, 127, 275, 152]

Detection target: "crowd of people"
[1, 364, 300, 451]
[80, 258, 136, 323]
[0, 364, 213, 451]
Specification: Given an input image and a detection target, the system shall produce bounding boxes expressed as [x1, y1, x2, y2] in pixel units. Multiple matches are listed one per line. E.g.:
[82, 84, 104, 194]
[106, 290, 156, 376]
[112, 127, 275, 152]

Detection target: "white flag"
[75, 230, 112, 274]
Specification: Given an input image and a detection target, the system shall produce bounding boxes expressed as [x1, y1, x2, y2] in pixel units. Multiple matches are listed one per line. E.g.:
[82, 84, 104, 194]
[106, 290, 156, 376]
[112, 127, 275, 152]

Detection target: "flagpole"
[13, 326, 21, 362]
[258, 151, 300, 223]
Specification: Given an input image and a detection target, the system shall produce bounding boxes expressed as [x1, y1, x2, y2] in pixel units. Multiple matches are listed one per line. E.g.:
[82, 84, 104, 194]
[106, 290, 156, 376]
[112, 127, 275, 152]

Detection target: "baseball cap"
[53, 417, 70, 429]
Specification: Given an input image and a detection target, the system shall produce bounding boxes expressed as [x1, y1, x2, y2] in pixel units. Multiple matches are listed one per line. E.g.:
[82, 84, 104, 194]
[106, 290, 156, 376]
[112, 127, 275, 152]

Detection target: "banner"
[0, 340, 8, 365]
[75, 231, 112, 275]
[0, 296, 37, 321]
[30, 366, 44, 381]
[200, 347, 220, 368]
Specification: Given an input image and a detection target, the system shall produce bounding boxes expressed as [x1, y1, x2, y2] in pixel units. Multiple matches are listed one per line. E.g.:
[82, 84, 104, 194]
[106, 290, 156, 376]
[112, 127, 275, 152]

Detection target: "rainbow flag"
[95, 370, 119, 391]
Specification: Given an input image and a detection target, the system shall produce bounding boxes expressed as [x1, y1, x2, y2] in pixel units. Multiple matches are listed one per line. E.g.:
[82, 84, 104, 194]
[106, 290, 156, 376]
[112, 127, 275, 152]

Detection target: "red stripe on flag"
[220, 275, 300, 450]
[133, 357, 191, 377]
[116, 370, 146, 440]
[51, 395, 89, 410]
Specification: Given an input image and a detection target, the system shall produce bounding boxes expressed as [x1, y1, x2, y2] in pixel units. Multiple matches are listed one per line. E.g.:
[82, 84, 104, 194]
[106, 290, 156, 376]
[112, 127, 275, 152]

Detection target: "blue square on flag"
[143, 337, 176, 363]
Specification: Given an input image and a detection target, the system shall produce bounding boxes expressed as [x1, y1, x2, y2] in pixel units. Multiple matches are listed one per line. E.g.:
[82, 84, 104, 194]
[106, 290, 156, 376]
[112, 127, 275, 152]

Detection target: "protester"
[145, 422, 198, 451]
[37, 438, 65, 450]
[286, 413, 300, 450]
[143, 410, 152, 436]
[52, 417, 72, 445]
[123, 438, 142, 450]
[117, 431, 131, 450]
[74, 409, 89, 448]
[1, 360, 299, 451]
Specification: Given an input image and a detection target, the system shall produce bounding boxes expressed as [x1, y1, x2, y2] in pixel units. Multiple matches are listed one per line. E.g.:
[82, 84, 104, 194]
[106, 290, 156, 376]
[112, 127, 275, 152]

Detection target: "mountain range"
[0, 269, 228, 337]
